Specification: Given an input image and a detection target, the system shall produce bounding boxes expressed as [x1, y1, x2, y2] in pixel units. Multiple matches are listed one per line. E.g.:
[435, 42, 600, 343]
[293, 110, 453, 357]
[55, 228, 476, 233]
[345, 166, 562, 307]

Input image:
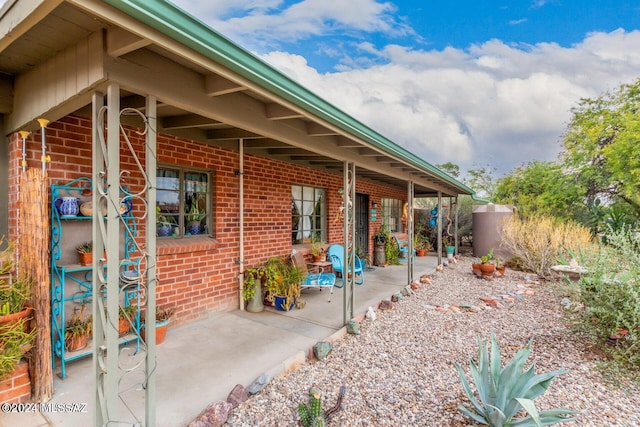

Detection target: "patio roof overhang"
[0, 0, 475, 198]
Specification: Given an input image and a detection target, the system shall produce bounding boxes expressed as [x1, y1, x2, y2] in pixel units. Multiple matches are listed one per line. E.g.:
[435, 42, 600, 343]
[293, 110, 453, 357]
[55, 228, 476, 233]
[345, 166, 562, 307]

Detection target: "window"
[156, 166, 213, 238]
[291, 185, 326, 244]
[382, 198, 402, 232]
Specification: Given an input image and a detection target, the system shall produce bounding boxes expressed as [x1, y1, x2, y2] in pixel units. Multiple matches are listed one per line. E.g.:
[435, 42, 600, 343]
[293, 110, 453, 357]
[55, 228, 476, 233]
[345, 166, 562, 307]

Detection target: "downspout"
[238, 139, 245, 310]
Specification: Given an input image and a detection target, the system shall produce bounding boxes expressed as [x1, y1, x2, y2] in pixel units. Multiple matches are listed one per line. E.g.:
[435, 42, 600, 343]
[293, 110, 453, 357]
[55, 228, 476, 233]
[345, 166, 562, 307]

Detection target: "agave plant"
[455, 334, 577, 427]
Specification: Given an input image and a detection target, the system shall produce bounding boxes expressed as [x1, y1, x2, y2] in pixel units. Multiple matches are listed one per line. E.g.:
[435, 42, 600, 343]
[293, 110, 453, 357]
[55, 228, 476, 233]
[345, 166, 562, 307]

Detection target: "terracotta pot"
[0, 307, 33, 333]
[65, 333, 89, 352]
[141, 320, 170, 345]
[78, 251, 93, 266]
[496, 266, 506, 276]
[416, 249, 427, 257]
[118, 318, 131, 336]
[479, 263, 496, 276]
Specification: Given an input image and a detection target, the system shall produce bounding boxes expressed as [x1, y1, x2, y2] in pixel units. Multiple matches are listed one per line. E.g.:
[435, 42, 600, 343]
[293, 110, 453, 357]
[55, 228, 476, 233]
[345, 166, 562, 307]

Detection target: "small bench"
[391, 233, 415, 262]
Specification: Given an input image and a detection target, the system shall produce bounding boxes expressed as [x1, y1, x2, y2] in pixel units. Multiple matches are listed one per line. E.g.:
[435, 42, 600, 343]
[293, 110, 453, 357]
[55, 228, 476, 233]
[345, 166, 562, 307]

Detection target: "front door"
[355, 193, 369, 258]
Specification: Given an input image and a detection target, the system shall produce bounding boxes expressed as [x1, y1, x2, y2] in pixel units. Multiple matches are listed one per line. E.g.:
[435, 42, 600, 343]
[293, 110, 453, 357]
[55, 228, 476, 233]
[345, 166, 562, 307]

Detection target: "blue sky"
[171, 0, 640, 179]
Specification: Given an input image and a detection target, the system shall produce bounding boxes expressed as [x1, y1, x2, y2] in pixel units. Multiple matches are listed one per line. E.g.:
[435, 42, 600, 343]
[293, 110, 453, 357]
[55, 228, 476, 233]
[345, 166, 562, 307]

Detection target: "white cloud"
[170, 0, 640, 177]
[171, 0, 413, 50]
[261, 31, 640, 176]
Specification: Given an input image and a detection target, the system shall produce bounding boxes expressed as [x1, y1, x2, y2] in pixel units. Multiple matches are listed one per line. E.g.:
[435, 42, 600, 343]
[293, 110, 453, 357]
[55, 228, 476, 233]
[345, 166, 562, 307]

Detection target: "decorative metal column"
[92, 85, 157, 425]
[144, 95, 158, 426]
[342, 162, 356, 325]
[437, 191, 443, 266]
[406, 180, 414, 284]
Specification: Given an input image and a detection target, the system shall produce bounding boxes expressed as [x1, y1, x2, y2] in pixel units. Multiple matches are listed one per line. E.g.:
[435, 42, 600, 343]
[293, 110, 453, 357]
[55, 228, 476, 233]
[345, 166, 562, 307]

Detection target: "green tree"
[493, 161, 583, 220]
[562, 79, 640, 218]
[464, 164, 496, 199]
[436, 162, 460, 178]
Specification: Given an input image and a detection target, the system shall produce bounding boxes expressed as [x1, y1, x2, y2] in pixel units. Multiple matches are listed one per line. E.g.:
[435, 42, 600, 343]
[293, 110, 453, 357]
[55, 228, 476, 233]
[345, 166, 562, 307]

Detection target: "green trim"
[103, 0, 474, 195]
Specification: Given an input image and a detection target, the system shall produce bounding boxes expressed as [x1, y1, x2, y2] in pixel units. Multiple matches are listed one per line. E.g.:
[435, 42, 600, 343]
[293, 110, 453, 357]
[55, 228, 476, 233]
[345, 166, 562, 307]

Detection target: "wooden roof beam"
[265, 103, 304, 120]
[205, 74, 246, 96]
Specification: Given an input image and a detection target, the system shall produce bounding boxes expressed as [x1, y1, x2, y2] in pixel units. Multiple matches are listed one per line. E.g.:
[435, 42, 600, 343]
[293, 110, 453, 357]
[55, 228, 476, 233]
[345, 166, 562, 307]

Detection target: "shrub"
[499, 214, 592, 278]
[456, 334, 576, 427]
[569, 226, 640, 370]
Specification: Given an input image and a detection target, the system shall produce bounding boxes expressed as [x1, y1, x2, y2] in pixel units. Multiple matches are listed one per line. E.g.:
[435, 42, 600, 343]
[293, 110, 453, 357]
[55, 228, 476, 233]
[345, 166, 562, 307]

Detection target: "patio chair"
[291, 250, 336, 302]
[391, 233, 415, 262]
[327, 244, 365, 287]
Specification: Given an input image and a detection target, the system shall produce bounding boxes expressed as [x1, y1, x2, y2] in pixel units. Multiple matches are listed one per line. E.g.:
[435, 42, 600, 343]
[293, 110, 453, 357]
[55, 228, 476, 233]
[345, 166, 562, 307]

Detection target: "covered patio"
[8, 255, 439, 427]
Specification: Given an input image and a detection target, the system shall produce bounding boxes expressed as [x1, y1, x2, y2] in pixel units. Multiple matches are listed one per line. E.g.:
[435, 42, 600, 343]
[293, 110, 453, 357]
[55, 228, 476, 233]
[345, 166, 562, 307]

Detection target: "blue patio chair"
[291, 251, 336, 302]
[391, 233, 415, 262]
[327, 244, 365, 287]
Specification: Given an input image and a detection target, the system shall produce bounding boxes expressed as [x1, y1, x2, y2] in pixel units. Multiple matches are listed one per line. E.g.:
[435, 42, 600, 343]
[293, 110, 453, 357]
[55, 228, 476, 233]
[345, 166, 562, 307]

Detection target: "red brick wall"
[0, 361, 31, 404]
[8, 115, 406, 325]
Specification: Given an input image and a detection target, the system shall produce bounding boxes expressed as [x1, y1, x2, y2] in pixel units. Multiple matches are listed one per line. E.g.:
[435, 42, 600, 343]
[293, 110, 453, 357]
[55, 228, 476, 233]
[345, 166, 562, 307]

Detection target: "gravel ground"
[226, 257, 640, 427]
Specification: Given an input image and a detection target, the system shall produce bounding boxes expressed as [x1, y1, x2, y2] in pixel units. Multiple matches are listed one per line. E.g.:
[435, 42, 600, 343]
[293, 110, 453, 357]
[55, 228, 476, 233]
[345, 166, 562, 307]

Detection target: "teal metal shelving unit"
[50, 177, 141, 379]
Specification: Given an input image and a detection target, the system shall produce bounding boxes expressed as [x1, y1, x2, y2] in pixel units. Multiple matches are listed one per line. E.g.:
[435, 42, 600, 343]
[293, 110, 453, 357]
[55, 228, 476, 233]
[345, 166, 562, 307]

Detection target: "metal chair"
[291, 250, 336, 302]
[327, 244, 365, 287]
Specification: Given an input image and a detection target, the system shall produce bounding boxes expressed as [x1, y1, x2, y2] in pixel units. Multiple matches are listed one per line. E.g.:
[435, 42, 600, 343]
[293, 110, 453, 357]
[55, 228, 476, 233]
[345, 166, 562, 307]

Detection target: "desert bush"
[499, 214, 593, 277]
[570, 226, 640, 370]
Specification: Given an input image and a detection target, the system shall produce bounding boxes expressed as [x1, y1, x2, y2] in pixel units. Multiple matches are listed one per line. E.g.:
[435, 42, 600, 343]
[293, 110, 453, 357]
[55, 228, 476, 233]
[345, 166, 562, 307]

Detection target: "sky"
[170, 0, 640, 179]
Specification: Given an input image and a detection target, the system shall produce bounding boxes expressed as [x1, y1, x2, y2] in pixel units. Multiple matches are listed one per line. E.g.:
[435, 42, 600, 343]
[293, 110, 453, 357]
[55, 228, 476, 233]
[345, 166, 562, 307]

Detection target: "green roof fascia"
[103, 0, 474, 195]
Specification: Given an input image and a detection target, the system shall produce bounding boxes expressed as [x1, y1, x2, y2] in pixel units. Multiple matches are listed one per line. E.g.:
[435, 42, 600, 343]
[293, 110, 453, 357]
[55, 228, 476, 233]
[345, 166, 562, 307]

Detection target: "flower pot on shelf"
[65, 333, 89, 352]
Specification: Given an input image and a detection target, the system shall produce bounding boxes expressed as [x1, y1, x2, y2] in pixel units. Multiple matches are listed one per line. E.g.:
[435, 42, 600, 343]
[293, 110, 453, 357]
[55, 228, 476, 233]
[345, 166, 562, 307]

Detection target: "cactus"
[298, 386, 346, 427]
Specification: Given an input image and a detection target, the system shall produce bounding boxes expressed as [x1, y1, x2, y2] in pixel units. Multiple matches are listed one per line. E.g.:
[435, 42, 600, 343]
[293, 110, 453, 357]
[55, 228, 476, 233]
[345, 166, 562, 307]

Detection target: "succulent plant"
[455, 334, 577, 427]
[298, 386, 346, 427]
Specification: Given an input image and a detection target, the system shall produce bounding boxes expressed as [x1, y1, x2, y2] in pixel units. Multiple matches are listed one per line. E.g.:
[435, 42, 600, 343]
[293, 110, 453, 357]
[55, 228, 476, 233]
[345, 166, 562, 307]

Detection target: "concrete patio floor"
[2, 255, 438, 427]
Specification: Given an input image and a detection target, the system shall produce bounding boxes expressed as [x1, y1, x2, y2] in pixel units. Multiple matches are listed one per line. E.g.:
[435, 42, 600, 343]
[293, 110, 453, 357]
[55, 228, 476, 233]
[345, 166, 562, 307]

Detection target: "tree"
[464, 164, 496, 199]
[436, 162, 460, 178]
[493, 161, 583, 220]
[562, 79, 640, 218]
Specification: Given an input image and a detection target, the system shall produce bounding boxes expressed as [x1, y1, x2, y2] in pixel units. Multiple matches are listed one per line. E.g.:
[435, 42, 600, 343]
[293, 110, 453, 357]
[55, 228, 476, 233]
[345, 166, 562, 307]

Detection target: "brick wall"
[0, 361, 31, 404]
[8, 115, 406, 325]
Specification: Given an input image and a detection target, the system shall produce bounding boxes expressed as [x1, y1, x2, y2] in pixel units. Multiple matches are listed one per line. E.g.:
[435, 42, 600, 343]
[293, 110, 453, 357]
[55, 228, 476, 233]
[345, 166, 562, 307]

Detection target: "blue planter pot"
[157, 225, 172, 237]
[274, 296, 294, 311]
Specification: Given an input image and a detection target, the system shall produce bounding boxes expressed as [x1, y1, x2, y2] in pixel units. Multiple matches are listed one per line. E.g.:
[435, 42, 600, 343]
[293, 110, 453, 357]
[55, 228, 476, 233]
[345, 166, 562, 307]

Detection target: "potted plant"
[76, 241, 93, 266]
[471, 257, 482, 276]
[141, 305, 175, 345]
[186, 193, 203, 235]
[118, 304, 138, 336]
[443, 236, 455, 259]
[243, 267, 265, 313]
[0, 242, 33, 329]
[310, 236, 326, 262]
[495, 258, 506, 276]
[373, 224, 390, 266]
[479, 249, 496, 276]
[273, 261, 303, 312]
[0, 316, 36, 380]
[156, 206, 173, 237]
[64, 304, 92, 352]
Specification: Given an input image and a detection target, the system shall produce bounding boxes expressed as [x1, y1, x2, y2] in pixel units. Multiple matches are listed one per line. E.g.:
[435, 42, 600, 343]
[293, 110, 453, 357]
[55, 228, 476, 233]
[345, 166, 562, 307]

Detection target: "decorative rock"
[378, 300, 394, 310]
[402, 286, 413, 296]
[365, 306, 377, 321]
[227, 384, 249, 408]
[347, 320, 360, 335]
[247, 373, 270, 395]
[419, 275, 431, 284]
[435, 307, 450, 313]
[313, 341, 332, 360]
[188, 400, 233, 427]
[411, 281, 421, 290]
[391, 294, 399, 302]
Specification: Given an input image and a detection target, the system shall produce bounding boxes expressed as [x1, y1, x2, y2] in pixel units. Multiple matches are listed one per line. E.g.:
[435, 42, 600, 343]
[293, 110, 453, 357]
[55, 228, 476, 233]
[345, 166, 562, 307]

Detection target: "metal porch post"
[437, 191, 442, 266]
[342, 162, 355, 325]
[145, 95, 158, 426]
[407, 180, 414, 284]
[93, 84, 121, 424]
